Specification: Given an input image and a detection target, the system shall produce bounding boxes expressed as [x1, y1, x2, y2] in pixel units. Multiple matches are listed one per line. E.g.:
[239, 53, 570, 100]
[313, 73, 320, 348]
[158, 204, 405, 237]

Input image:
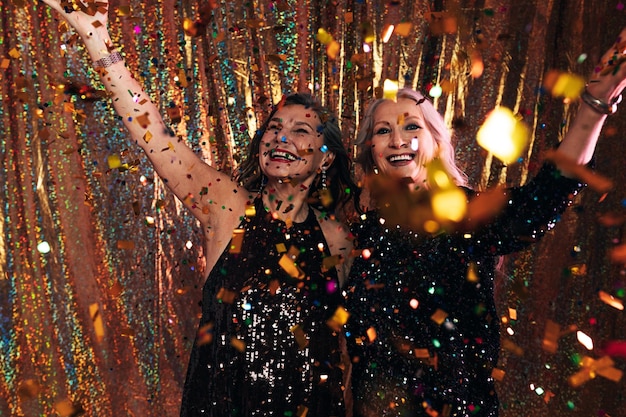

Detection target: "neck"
[261, 179, 314, 224]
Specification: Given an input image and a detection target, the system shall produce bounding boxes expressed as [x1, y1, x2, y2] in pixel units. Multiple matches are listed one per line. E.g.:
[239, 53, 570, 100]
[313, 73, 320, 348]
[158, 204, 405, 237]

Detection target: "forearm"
[77, 26, 241, 225]
[81, 27, 172, 155]
[556, 100, 607, 166]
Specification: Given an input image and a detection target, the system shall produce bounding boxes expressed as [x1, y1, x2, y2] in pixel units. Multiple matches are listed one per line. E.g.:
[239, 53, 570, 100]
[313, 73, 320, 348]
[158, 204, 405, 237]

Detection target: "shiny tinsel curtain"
[1, 0, 624, 416]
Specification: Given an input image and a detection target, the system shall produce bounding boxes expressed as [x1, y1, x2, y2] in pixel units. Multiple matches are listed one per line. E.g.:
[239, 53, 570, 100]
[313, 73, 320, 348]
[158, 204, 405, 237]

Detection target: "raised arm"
[556, 28, 626, 165]
[41, 0, 250, 228]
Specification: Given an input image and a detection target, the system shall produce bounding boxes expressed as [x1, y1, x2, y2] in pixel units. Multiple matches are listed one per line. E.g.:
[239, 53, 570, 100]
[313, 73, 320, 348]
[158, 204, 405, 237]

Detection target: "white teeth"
[388, 154, 414, 163]
[270, 149, 297, 161]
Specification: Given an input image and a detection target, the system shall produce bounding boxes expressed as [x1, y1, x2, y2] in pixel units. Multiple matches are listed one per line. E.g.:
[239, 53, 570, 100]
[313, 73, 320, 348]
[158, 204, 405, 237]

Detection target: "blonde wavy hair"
[355, 88, 467, 188]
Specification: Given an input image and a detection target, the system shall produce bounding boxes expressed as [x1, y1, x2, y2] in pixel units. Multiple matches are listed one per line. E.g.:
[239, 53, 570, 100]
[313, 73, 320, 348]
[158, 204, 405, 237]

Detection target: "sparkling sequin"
[181, 197, 345, 416]
[346, 164, 582, 417]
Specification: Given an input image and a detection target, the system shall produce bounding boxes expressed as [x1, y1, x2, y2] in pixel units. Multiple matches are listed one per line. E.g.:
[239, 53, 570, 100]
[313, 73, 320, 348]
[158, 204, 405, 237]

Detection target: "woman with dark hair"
[345, 31, 626, 417]
[41, 1, 357, 416]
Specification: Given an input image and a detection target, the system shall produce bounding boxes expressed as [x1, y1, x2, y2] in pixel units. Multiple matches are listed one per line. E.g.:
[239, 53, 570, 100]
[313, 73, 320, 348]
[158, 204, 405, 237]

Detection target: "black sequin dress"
[181, 197, 346, 417]
[345, 164, 582, 417]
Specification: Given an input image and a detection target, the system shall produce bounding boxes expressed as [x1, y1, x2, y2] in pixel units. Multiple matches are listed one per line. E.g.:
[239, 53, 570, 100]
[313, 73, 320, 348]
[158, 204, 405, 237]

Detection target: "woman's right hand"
[41, 0, 110, 39]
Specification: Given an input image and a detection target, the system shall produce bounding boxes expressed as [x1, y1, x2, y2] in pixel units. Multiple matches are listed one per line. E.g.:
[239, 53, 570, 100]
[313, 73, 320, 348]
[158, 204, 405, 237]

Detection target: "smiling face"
[370, 97, 437, 187]
[258, 104, 333, 185]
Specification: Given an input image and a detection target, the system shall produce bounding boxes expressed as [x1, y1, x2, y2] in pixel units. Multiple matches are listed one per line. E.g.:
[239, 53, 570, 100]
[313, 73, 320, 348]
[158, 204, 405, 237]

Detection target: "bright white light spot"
[382, 25, 395, 43]
[37, 241, 51, 254]
[186, 240, 193, 250]
[429, 84, 443, 98]
[577, 331, 594, 350]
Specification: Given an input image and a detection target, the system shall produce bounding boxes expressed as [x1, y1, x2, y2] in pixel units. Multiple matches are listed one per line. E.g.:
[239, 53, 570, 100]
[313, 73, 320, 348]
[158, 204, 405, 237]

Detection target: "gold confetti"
[366, 326, 377, 342]
[136, 112, 150, 128]
[491, 368, 506, 381]
[230, 337, 246, 352]
[278, 246, 305, 279]
[609, 244, 626, 264]
[430, 308, 448, 325]
[542, 319, 561, 353]
[116, 240, 135, 250]
[476, 107, 529, 164]
[229, 229, 245, 254]
[382, 79, 399, 100]
[216, 287, 237, 304]
[54, 399, 80, 417]
[501, 338, 524, 356]
[598, 290, 624, 310]
[297, 405, 309, 417]
[17, 379, 41, 400]
[291, 324, 308, 349]
[107, 154, 122, 169]
[245, 204, 256, 217]
[322, 255, 341, 271]
[569, 356, 623, 387]
[545, 149, 613, 193]
[327, 306, 350, 331]
[394, 22, 413, 37]
[89, 303, 105, 342]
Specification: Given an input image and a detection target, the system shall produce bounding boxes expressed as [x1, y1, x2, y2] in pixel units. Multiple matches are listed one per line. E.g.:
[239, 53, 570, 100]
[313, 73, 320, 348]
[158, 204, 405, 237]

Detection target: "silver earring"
[321, 168, 328, 190]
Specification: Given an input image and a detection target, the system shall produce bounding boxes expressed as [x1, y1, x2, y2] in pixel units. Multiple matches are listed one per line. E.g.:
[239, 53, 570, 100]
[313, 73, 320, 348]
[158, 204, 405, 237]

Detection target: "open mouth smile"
[270, 148, 299, 162]
[387, 153, 416, 164]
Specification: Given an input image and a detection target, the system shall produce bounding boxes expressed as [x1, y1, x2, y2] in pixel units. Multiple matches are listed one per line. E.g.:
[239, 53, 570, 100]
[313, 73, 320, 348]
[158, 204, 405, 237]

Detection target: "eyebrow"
[269, 118, 316, 131]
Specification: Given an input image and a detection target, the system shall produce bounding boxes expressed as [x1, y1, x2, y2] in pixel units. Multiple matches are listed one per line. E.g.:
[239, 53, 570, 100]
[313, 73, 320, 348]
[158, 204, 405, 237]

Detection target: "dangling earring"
[319, 167, 332, 208]
[321, 167, 328, 190]
[373, 165, 379, 175]
[258, 174, 268, 195]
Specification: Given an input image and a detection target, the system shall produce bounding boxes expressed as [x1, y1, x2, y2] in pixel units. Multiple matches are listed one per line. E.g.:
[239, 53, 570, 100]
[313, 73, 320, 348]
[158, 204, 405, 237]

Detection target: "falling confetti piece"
[216, 288, 237, 304]
[197, 322, 214, 346]
[279, 246, 305, 278]
[230, 337, 246, 352]
[107, 154, 122, 169]
[470, 50, 484, 78]
[316, 28, 334, 45]
[491, 368, 506, 381]
[382, 79, 399, 100]
[366, 326, 377, 342]
[229, 229, 245, 254]
[544, 150, 613, 193]
[17, 379, 41, 400]
[321, 255, 341, 271]
[430, 308, 448, 325]
[598, 290, 624, 310]
[89, 303, 105, 342]
[476, 107, 529, 164]
[569, 356, 623, 387]
[116, 240, 135, 250]
[542, 319, 561, 353]
[136, 112, 151, 128]
[576, 331, 594, 350]
[426, 158, 467, 223]
[609, 244, 626, 264]
[394, 22, 413, 37]
[291, 324, 308, 349]
[54, 399, 82, 417]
